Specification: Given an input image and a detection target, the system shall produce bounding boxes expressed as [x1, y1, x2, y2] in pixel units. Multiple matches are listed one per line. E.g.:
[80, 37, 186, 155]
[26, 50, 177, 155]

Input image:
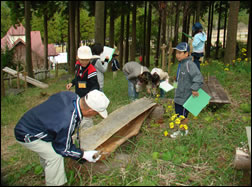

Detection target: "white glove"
[82, 150, 101, 163]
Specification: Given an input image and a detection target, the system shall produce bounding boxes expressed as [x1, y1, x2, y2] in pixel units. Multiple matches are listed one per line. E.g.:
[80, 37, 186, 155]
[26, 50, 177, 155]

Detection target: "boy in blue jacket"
[191, 22, 207, 70]
[14, 90, 110, 186]
[172, 42, 204, 138]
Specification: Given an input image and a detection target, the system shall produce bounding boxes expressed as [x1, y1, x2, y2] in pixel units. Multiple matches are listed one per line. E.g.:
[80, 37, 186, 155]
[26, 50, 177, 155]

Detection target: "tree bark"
[247, 8, 251, 60]
[69, 1, 76, 75]
[172, 2, 180, 64]
[25, 1, 34, 78]
[130, 1, 136, 61]
[196, 1, 200, 22]
[109, 6, 114, 48]
[215, 1, 222, 59]
[44, 13, 48, 79]
[155, 12, 161, 67]
[224, 1, 240, 65]
[125, 8, 130, 64]
[223, 2, 228, 48]
[75, 1, 80, 51]
[146, 2, 152, 68]
[95, 1, 105, 45]
[142, 1, 147, 66]
[119, 14, 124, 67]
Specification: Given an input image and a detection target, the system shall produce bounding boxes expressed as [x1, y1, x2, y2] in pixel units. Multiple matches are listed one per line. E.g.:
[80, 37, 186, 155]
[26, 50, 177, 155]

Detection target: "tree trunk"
[224, 1, 240, 65]
[69, 1, 76, 75]
[104, 1, 107, 45]
[75, 1, 80, 51]
[215, 1, 222, 59]
[247, 8, 251, 60]
[172, 2, 180, 64]
[161, 2, 167, 45]
[95, 1, 105, 45]
[44, 13, 48, 79]
[146, 2, 152, 68]
[1, 61, 5, 97]
[155, 13, 161, 67]
[109, 6, 114, 48]
[196, 1, 200, 22]
[223, 2, 228, 49]
[67, 15, 70, 72]
[125, 8, 130, 64]
[206, 1, 214, 59]
[130, 2, 136, 61]
[142, 1, 147, 66]
[119, 14, 124, 67]
[182, 2, 189, 42]
[25, 1, 33, 78]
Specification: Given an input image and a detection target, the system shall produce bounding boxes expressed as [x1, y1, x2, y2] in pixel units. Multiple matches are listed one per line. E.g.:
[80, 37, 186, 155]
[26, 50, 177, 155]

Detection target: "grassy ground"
[1, 58, 251, 186]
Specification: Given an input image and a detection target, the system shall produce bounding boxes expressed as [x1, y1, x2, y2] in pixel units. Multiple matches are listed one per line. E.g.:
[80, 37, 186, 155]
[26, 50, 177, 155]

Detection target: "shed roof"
[1, 23, 58, 57]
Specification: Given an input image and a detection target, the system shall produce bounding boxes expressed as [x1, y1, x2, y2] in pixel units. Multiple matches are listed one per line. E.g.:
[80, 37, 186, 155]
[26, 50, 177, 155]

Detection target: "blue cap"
[192, 22, 203, 31]
[173, 42, 190, 52]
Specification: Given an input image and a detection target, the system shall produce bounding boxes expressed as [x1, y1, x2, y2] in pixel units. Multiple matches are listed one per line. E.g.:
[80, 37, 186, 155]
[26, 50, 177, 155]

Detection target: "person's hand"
[82, 150, 101, 163]
[66, 83, 73, 90]
[192, 91, 199, 97]
[105, 56, 109, 60]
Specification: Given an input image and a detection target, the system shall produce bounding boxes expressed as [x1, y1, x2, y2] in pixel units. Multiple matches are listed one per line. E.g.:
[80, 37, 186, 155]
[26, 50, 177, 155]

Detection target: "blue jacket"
[14, 91, 84, 160]
[192, 32, 207, 53]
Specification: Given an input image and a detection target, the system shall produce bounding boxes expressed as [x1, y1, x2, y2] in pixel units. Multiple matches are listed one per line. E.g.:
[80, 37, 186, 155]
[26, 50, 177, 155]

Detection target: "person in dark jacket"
[111, 53, 120, 79]
[66, 45, 99, 97]
[14, 90, 110, 186]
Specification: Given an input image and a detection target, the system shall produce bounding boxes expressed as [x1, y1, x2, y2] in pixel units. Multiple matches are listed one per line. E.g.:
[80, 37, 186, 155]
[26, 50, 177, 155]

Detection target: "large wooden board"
[3, 67, 48, 89]
[79, 97, 157, 156]
[202, 76, 230, 104]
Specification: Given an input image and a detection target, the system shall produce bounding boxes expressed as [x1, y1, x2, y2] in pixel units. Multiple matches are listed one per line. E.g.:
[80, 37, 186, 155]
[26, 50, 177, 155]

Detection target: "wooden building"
[1, 23, 58, 71]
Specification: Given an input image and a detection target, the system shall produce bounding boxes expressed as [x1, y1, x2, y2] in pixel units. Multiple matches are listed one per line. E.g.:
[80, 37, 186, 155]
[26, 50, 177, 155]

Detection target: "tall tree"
[247, 4, 251, 60]
[142, 1, 147, 66]
[109, 6, 115, 48]
[25, 1, 34, 78]
[69, 1, 76, 74]
[172, 2, 180, 64]
[130, 1, 137, 61]
[206, 1, 214, 59]
[196, 1, 201, 22]
[145, 2, 152, 68]
[75, 1, 80, 51]
[224, 1, 240, 65]
[119, 14, 124, 67]
[223, 2, 228, 48]
[125, 3, 130, 64]
[95, 1, 105, 45]
[215, 1, 222, 59]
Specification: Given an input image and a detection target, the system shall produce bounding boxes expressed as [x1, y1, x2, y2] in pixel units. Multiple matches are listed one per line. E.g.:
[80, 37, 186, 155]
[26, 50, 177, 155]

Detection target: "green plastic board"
[183, 88, 211, 117]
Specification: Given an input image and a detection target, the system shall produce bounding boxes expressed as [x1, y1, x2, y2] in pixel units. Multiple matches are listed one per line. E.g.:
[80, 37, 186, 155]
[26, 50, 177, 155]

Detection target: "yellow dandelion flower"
[226, 64, 229, 67]
[224, 68, 229, 71]
[175, 118, 181, 125]
[241, 48, 247, 53]
[168, 105, 173, 109]
[156, 94, 160, 98]
[183, 124, 188, 130]
[155, 98, 158, 102]
[179, 124, 184, 129]
[245, 58, 248, 62]
[232, 60, 236, 63]
[179, 115, 185, 120]
[164, 131, 169, 136]
[237, 58, 241, 62]
[169, 122, 174, 129]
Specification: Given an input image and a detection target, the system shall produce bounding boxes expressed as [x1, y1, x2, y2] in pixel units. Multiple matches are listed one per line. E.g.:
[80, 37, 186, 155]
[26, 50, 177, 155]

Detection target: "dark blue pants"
[175, 103, 189, 118]
[191, 52, 204, 71]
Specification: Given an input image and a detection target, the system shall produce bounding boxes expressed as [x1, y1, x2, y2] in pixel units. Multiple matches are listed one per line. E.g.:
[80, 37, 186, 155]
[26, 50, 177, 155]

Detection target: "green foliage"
[1, 45, 14, 68]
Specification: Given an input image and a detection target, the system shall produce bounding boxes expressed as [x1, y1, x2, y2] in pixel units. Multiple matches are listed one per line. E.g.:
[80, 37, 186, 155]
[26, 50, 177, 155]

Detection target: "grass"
[1, 57, 251, 186]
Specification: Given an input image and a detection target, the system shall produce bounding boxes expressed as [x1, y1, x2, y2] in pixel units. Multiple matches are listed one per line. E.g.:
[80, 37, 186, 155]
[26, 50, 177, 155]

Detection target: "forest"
[1, 1, 251, 186]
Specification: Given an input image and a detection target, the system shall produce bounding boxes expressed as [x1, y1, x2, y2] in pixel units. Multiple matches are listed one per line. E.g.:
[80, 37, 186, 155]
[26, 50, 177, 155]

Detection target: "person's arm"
[95, 59, 109, 73]
[192, 34, 201, 48]
[87, 72, 100, 91]
[189, 62, 204, 92]
[51, 121, 83, 160]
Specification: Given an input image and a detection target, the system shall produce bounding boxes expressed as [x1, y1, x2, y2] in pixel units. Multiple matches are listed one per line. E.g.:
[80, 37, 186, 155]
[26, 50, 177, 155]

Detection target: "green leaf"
[161, 152, 173, 161]
[152, 152, 159, 160]
[34, 165, 43, 175]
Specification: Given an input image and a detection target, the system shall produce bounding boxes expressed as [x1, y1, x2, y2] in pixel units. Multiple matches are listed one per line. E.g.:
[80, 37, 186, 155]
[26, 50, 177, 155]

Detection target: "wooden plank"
[246, 127, 251, 155]
[79, 97, 157, 151]
[202, 76, 230, 104]
[2, 67, 48, 89]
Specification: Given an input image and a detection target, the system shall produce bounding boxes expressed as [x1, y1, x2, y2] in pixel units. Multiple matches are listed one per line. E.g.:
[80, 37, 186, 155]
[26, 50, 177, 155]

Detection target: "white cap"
[78, 46, 93, 59]
[85, 90, 110, 118]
